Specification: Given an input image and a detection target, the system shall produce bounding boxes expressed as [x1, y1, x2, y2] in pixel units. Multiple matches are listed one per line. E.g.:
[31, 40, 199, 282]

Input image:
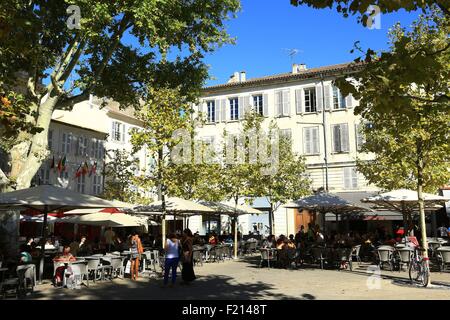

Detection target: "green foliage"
[0, 90, 43, 148]
[102, 149, 151, 205]
[340, 11, 450, 193]
[290, 0, 450, 24]
[260, 125, 311, 210]
[0, 0, 240, 188]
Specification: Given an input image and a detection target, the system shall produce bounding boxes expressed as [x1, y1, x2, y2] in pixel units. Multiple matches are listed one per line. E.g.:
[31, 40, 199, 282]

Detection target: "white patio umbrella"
[133, 197, 215, 248]
[362, 189, 450, 211]
[284, 192, 371, 232]
[362, 189, 450, 235]
[0, 185, 122, 282]
[20, 214, 59, 223]
[198, 201, 263, 258]
[62, 212, 144, 228]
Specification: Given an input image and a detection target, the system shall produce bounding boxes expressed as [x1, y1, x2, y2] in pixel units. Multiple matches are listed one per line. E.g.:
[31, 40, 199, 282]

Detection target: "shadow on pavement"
[27, 274, 317, 300]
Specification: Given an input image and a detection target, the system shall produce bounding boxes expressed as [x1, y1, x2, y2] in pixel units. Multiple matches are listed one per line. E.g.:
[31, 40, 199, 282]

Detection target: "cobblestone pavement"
[27, 256, 450, 300]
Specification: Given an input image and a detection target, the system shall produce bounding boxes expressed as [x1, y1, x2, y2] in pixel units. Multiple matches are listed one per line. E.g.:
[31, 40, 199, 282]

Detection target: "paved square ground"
[28, 256, 450, 300]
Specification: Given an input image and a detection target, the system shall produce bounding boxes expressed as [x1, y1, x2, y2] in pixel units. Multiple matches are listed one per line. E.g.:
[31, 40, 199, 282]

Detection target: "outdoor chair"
[428, 242, 441, 258]
[311, 247, 326, 270]
[86, 258, 103, 282]
[5, 264, 37, 297]
[350, 245, 362, 265]
[259, 249, 276, 268]
[193, 250, 204, 266]
[142, 251, 156, 273]
[376, 246, 395, 271]
[436, 248, 450, 272]
[110, 257, 124, 279]
[69, 262, 89, 287]
[397, 248, 413, 271]
[336, 248, 353, 271]
[53, 261, 66, 277]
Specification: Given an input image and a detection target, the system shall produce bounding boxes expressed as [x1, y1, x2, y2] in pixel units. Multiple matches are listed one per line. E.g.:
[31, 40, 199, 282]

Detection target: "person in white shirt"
[163, 233, 180, 287]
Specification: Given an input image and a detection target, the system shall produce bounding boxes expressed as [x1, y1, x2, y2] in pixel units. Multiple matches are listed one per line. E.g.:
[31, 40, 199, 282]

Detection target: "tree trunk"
[417, 143, 430, 285]
[9, 96, 57, 189]
[268, 202, 273, 236]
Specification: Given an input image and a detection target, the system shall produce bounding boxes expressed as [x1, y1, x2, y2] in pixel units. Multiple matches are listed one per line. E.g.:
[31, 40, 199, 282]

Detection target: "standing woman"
[130, 232, 144, 281]
[181, 228, 196, 284]
[163, 233, 180, 287]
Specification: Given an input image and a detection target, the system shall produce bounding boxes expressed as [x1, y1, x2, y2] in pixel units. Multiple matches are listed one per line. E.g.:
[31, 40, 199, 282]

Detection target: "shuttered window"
[303, 126, 320, 155]
[253, 94, 264, 116]
[111, 121, 124, 142]
[332, 86, 346, 110]
[331, 123, 349, 153]
[275, 90, 290, 116]
[343, 167, 358, 189]
[229, 97, 239, 121]
[304, 88, 317, 113]
[61, 132, 72, 154]
[206, 100, 215, 123]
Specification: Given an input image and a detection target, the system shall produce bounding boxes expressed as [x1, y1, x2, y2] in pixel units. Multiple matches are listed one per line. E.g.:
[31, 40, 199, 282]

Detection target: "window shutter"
[345, 94, 354, 108]
[282, 89, 290, 116]
[67, 133, 73, 154]
[295, 89, 303, 114]
[238, 96, 244, 120]
[111, 122, 115, 140]
[341, 123, 349, 152]
[243, 95, 250, 115]
[356, 123, 364, 151]
[316, 84, 323, 111]
[214, 100, 220, 123]
[263, 93, 269, 117]
[352, 168, 358, 188]
[324, 85, 332, 110]
[343, 167, 352, 189]
[303, 128, 311, 154]
[275, 91, 283, 117]
[220, 99, 227, 122]
[332, 125, 340, 153]
[312, 127, 319, 154]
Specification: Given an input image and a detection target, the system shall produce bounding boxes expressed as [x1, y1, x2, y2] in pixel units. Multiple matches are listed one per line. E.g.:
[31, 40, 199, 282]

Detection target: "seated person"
[208, 233, 218, 245]
[53, 246, 77, 262]
[77, 236, 92, 257]
[19, 250, 33, 264]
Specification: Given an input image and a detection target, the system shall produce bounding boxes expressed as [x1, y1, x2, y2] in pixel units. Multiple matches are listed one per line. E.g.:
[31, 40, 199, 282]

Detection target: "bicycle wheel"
[420, 266, 430, 287]
[409, 261, 420, 282]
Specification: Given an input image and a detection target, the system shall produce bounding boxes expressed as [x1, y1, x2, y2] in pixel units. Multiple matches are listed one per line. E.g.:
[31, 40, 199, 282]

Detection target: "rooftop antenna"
[282, 48, 302, 64]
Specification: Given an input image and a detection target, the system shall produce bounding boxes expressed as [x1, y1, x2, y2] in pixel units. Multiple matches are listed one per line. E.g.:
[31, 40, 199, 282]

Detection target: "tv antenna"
[282, 48, 302, 63]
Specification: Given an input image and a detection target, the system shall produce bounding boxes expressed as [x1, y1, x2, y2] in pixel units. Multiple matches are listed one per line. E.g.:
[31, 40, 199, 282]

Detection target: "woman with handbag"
[181, 228, 196, 284]
[130, 232, 143, 281]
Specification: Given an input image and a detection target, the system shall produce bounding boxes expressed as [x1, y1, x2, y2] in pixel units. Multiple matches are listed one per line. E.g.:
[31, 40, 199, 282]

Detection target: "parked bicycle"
[408, 248, 430, 287]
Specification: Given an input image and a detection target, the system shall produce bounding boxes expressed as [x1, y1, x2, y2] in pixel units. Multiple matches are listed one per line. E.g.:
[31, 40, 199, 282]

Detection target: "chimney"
[240, 71, 246, 82]
[292, 63, 307, 74]
[227, 71, 240, 83]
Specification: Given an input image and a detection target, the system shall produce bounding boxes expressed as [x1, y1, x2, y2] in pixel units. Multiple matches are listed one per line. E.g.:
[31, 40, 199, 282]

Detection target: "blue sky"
[203, 0, 420, 86]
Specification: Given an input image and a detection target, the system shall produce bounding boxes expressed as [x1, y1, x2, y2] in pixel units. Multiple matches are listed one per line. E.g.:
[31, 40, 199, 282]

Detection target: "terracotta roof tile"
[202, 62, 364, 92]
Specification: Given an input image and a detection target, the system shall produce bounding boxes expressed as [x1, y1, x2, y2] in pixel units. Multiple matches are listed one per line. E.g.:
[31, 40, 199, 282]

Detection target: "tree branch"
[91, 14, 131, 86]
[56, 92, 90, 110]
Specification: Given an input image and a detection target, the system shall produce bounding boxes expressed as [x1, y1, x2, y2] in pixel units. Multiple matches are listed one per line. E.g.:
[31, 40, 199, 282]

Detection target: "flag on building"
[57, 157, 62, 173]
[75, 164, 82, 178]
[81, 161, 89, 176]
[89, 162, 97, 177]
